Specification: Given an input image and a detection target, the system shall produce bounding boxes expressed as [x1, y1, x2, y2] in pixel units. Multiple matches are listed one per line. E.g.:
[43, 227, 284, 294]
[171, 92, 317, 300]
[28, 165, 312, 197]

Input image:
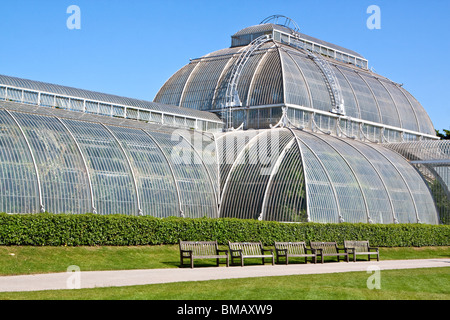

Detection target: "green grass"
[0, 267, 448, 300]
[0, 245, 448, 300]
[1, 245, 449, 276]
[0, 245, 180, 275]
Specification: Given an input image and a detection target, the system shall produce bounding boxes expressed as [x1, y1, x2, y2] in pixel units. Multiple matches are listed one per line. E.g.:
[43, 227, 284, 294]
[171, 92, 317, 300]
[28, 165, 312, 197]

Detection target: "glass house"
[0, 16, 447, 224]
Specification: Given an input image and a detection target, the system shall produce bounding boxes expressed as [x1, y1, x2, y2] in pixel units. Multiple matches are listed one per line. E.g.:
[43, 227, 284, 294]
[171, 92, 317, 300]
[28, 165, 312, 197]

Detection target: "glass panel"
[70, 99, 84, 112]
[297, 131, 366, 223]
[264, 139, 307, 222]
[0, 109, 38, 213]
[289, 52, 333, 112]
[281, 50, 311, 108]
[248, 50, 284, 107]
[324, 136, 394, 223]
[154, 63, 197, 106]
[22, 91, 39, 105]
[332, 66, 360, 119]
[361, 74, 401, 128]
[0, 86, 6, 100]
[370, 144, 438, 224]
[337, 66, 380, 123]
[107, 126, 179, 217]
[220, 129, 294, 219]
[62, 119, 137, 215]
[351, 140, 416, 223]
[146, 130, 217, 218]
[295, 133, 339, 223]
[381, 80, 419, 132]
[99, 103, 112, 116]
[13, 112, 91, 214]
[40, 93, 54, 107]
[399, 87, 435, 135]
[181, 57, 231, 111]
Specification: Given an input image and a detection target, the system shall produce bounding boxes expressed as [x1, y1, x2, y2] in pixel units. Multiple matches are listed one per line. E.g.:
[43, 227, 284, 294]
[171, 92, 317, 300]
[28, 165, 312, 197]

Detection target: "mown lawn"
[0, 267, 448, 300]
[0, 245, 449, 276]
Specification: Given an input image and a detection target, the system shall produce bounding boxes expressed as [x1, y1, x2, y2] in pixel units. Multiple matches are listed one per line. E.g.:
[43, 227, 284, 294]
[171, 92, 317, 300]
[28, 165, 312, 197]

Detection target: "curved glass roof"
[155, 30, 435, 137]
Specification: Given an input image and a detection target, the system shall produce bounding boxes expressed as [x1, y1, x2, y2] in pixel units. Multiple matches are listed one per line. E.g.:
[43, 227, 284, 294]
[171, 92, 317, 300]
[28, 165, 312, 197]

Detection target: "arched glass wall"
[0, 100, 218, 217]
[217, 128, 439, 224]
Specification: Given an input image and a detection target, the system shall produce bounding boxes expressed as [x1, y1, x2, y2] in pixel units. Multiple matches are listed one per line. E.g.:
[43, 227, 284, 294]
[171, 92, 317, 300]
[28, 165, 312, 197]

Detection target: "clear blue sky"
[1, 0, 449, 131]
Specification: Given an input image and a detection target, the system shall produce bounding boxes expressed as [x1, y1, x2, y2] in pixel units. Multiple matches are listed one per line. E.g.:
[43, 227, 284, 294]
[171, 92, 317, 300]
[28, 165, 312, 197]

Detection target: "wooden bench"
[228, 241, 274, 267]
[179, 240, 229, 268]
[310, 241, 349, 263]
[344, 240, 379, 262]
[274, 242, 317, 264]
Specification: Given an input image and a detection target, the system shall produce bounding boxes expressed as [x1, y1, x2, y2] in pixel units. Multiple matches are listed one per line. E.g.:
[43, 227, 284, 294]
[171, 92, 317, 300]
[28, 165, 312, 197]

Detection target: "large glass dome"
[155, 21, 436, 142]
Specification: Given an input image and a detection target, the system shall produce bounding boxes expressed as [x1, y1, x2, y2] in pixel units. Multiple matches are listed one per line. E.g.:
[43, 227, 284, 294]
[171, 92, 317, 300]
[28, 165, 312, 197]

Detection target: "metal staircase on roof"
[307, 52, 346, 115]
[223, 34, 272, 130]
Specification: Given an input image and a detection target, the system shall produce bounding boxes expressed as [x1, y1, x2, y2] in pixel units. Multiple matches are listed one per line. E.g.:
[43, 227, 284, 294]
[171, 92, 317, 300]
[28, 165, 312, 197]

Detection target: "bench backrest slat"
[344, 240, 369, 252]
[310, 241, 338, 254]
[229, 242, 262, 256]
[180, 241, 217, 255]
[275, 242, 307, 255]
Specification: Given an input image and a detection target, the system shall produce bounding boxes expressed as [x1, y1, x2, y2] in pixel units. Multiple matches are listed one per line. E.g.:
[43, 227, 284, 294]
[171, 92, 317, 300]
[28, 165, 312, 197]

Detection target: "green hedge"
[0, 213, 449, 247]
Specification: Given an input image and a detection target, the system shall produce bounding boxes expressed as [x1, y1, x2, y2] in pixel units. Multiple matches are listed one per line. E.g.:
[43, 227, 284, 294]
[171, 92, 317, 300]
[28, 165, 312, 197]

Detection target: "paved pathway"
[0, 258, 448, 292]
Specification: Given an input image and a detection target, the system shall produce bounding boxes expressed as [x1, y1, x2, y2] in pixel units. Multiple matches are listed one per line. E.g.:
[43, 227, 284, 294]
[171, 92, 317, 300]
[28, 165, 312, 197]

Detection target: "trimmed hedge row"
[0, 213, 449, 247]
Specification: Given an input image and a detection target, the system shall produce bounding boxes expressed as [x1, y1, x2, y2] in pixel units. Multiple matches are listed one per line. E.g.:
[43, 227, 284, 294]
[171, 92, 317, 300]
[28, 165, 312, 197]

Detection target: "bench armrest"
[229, 249, 243, 256]
[275, 248, 287, 255]
[216, 249, 229, 255]
[345, 247, 355, 254]
[368, 247, 379, 252]
[261, 248, 273, 254]
[180, 250, 193, 256]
